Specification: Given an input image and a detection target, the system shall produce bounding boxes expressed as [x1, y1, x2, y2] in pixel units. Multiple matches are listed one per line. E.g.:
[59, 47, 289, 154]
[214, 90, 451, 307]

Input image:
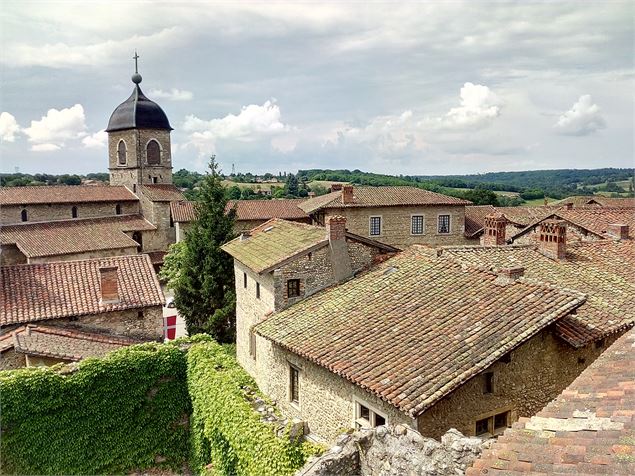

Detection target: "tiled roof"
[554, 195, 635, 208]
[255, 247, 584, 417]
[465, 205, 496, 237]
[496, 206, 562, 226]
[0, 214, 154, 258]
[468, 328, 635, 475]
[1, 325, 142, 361]
[299, 186, 471, 214]
[140, 184, 185, 202]
[0, 185, 138, 205]
[442, 241, 635, 347]
[0, 254, 164, 326]
[170, 201, 197, 223]
[226, 199, 309, 221]
[145, 250, 167, 264]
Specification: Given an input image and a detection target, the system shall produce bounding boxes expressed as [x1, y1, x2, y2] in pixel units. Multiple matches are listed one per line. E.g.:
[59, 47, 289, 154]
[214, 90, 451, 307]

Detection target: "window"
[21, 209, 28, 222]
[137, 311, 144, 320]
[256, 282, 260, 299]
[355, 401, 388, 429]
[71, 206, 78, 218]
[249, 329, 256, 360]
[476, 411, 510, 437]
[117, 140, 127, 165]
[438, 214, 451, 234]
[499, 352, 512, 364]
[287, 279, 300, 298]
[411, 215, 424, 235]
[483, 372, 494, 394]
[132, 231, 143, 252]
[475, 418, 489, 436]
[243, 272, 248, 289]
[369, 216, 381, 236]
[132, 184, 137, 193]
[494, 411, 508, 430]
[307, 252, 312, 261]
[290, 366, 300, 404]
[146, 140, 161, 165]
[115, 204, 122, 215]
[152, 176, 158, 184]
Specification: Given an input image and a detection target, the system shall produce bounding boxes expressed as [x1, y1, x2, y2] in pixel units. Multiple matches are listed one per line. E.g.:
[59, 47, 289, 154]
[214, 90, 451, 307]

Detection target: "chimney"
[481, 213, 506, 246]
[538, 220, 567, 260]
[607, 223, 629, 240]
[565, 203, 573, 210]
[99, 266, 120, 304]
[330, 184, 343, 192]
[327, 216, 353, 281]
[308, 191, 316, 198]
[495, 267, 525, 286]
[341, 185, 354, 204]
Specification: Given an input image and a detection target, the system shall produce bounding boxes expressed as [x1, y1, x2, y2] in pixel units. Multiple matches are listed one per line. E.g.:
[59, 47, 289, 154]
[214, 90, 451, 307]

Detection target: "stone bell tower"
[106, 52, 174, 192]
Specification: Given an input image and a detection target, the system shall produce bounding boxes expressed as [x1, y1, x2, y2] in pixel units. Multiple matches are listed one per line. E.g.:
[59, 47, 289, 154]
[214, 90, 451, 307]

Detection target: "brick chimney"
[327, 216, 352, 281]
[341, 185, 354, 204]
[565, 203, 573, 210]
[538, 220, 567, 260]
[330, 184, 343, 192]
[607, 223, 629, 240]
[495, 267, 525, 286]
[481, 213, 506, 246]
[99, 266, 120, 304]
[307, 191, 316, 198]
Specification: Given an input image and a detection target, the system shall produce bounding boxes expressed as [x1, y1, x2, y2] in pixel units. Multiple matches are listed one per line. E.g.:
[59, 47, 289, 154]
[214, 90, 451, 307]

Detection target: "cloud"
[148, 88, 193, 101]
[23, 104, 87, 150]
[554, 95, 606, 136]
[183, 100, 288, 155]
[439, 83, 503, 129]
[81, 129, 107, 148]
[0, 112, 20, 142]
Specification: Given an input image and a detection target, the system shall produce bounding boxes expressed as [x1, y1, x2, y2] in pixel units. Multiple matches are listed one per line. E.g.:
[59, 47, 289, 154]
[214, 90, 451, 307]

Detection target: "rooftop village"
[1, 68, 634, 476]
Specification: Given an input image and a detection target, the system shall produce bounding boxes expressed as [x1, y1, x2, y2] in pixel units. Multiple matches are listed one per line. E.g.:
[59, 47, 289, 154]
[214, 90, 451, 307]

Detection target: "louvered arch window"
[146, 140, 160, 165]
[117, 140, 127, 165]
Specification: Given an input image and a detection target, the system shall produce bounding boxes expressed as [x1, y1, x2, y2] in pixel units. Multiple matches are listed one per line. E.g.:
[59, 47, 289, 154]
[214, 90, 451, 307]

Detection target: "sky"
[1, 1, 633, 176]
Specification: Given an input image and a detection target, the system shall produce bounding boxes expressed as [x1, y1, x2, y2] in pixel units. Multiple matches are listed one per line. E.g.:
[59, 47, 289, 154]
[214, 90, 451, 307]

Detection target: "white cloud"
[23, 104, 87, 150]
[148, 88, 193, 101]
[0, 112, 20, 142]
[554, 95, 606, 136]
[183, 100, 288, 155]
[81, 129, 107, 148]
[31, 143, 61, 152]
[439, 82, 503, 129]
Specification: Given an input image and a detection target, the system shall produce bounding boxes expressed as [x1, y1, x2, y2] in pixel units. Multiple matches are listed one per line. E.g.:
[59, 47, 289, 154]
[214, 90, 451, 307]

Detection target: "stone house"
[0, 254, 165, 370]
[552, 195, 635, 208]
[229, 216, 633, 443]
[221, 217, 398, 382]
[298, 185, 472, 249]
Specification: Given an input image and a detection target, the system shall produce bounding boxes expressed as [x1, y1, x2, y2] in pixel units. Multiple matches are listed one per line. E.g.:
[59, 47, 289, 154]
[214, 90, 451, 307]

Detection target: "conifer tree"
[160, 156, 237, 341]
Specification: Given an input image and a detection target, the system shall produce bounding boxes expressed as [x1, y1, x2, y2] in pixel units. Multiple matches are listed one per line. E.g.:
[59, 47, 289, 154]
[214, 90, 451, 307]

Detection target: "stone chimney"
[99, 266, 120, 304]
[607, 223, 629, 240]
[538, 220, 567, 260]
[495, 267, 525, 286]
[330, 184, 343, 192]
[341, 185, 354, 204]
[327, 216, 353, 281]
[307, 191, 316, 198]
[481, 213, 506, 246]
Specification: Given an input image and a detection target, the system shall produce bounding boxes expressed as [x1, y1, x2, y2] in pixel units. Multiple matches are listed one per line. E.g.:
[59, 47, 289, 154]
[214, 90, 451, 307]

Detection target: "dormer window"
[117, 140, 127, 165]
[146, 139, 160, 165]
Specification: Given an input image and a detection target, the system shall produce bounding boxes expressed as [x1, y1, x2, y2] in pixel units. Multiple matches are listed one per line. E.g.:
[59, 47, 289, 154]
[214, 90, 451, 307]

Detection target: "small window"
[499, 352, 512, 364]
[290, 366, 300, 404]
[137, 311, 144, 320]
[483, 372, 494, 394]
[147, 140, 161, 165]
[249, 329, 256, 360]
[243, 272, 248, 289]
[287, 279, 300, 298]
[115, 204, 122, 215]
[438, 214, 451, 234]
[307, 252, 312, 261]
[355, 401, 387, 429]
[411, 215, 424, 235]
[256, 282, 260, 299]
[369, 216, 381, 236]
[21, 209, 28, 222]
[71, 206, 78, 218]
[475, 418, 489, 436]
[117, 140, 127, 165]
[132, 184, 137, 193]
[494, 411, 509, 430]
[152, 176, 158, 184]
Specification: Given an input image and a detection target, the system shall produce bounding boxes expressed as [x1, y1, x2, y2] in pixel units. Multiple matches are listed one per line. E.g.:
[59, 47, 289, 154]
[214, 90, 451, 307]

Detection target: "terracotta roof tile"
[0, 255, 164, 326]
[0, 214, 154, 258]
[299, 186, 471, 214]
[255, 246, 584, 417]
[0, 185, 138, 205]
[226, 199, 309, 221]
[140, 184, 185, 202]
[467, 328, 635, 476]
[170, 201, 197, 223]
[443, 241, 635, 347]
[553, 196, 635, 208]
[465, 205, 496, 236]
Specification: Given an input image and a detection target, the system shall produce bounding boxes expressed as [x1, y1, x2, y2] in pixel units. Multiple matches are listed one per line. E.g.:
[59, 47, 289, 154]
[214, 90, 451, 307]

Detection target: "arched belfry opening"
[146, 140, 161, 165]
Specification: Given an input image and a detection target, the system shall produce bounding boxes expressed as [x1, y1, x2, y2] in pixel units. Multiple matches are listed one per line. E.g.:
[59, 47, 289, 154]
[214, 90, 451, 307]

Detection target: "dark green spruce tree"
[160, 156, 237, 341]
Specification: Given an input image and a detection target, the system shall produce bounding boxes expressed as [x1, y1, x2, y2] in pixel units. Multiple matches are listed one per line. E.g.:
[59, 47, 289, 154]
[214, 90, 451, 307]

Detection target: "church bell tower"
[106, 52, 174, 191]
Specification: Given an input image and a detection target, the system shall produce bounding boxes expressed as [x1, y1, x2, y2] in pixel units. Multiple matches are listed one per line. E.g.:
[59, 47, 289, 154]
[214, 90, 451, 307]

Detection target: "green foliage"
[160, 157, 237, 341]
[187, 339, 321, 476]
[226, 185, 242, 200]
[455, 187, 500, 206]
[285, 173, 299, 197]
[0, 343, 190, 475]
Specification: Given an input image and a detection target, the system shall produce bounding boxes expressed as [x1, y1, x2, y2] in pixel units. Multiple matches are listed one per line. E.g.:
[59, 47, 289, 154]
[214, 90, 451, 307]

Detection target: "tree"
[160, 156, 237, 341]
[226, 185, 242, 200]
[285, 173, 299, 197]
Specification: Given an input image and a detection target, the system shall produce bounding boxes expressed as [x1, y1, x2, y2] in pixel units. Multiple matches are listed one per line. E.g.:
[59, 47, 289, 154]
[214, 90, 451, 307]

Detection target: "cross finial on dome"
[132, 50, 142, 84]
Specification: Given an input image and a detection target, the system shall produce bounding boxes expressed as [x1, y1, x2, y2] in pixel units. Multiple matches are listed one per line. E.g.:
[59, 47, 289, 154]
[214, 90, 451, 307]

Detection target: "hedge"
[187, 339, 320, 475]
[0, 342, 190, 475]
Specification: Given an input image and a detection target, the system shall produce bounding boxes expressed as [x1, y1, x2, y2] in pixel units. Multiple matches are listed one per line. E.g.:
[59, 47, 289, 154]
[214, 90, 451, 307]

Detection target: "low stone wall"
[297, 426, 484, 476]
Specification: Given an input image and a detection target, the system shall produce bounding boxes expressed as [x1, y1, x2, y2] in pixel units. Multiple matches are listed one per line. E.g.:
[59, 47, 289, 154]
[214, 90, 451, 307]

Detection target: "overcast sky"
[1, 1, 633, 176]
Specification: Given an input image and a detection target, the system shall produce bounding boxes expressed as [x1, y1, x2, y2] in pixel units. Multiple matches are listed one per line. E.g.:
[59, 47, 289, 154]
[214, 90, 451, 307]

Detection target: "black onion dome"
[106, 84, 173, 132]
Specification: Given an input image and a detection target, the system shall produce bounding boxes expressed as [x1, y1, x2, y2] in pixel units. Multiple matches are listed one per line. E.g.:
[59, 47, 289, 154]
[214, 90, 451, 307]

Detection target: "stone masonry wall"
[512, 223, 605, 245]
[416, 326, 619, 439]
[27, 246, 138, 264]
[138, 197, 176, 251]
[0, 244, 27, 266]
[0, 349, 27, 370]
[0, 202, 140, 225]
[323, 205, 469, 249]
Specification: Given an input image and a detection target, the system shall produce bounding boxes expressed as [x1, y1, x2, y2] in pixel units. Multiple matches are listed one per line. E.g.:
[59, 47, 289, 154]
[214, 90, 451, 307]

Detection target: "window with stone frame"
[438, 214, 451, 234]
[287, 279, 301, 298]
[146, 140, 161, 165]
[411, 215, 424, 235]
[290, 365, 300, 405]
[369, 216, 381, 236]
[475, 410, 510, 437]
[355, 400, 387, 429]
[243, 272, 248, 289]
[117, 140, 127, 165]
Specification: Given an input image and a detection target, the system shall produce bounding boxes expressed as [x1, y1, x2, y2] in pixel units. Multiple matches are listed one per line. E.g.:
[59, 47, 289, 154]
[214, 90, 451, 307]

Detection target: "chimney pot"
[341, 185, 354, 204]
[607, 223, 629, 240]
[99, 266, 120, 304]
[481, 213, 506, 246]
[495, 267, 525, 285]
[565, 203, 573, 210]
[538, 219, 567, 260]
[330, 184, 343, 192]
[327, 216, 347, 243]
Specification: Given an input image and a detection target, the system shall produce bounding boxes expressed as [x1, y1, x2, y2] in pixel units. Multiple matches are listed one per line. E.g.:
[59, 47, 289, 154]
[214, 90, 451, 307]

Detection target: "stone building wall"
[322, 205, 469, 249]
[0, 349, 27, 370]
[175, 221, 191, 242]
[0, 244, 27, 266]
[138, 197, 176, 251]
[27, 246, 138, 264]
[416, 326, 619, 439]
[0, 202, 140, 225]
